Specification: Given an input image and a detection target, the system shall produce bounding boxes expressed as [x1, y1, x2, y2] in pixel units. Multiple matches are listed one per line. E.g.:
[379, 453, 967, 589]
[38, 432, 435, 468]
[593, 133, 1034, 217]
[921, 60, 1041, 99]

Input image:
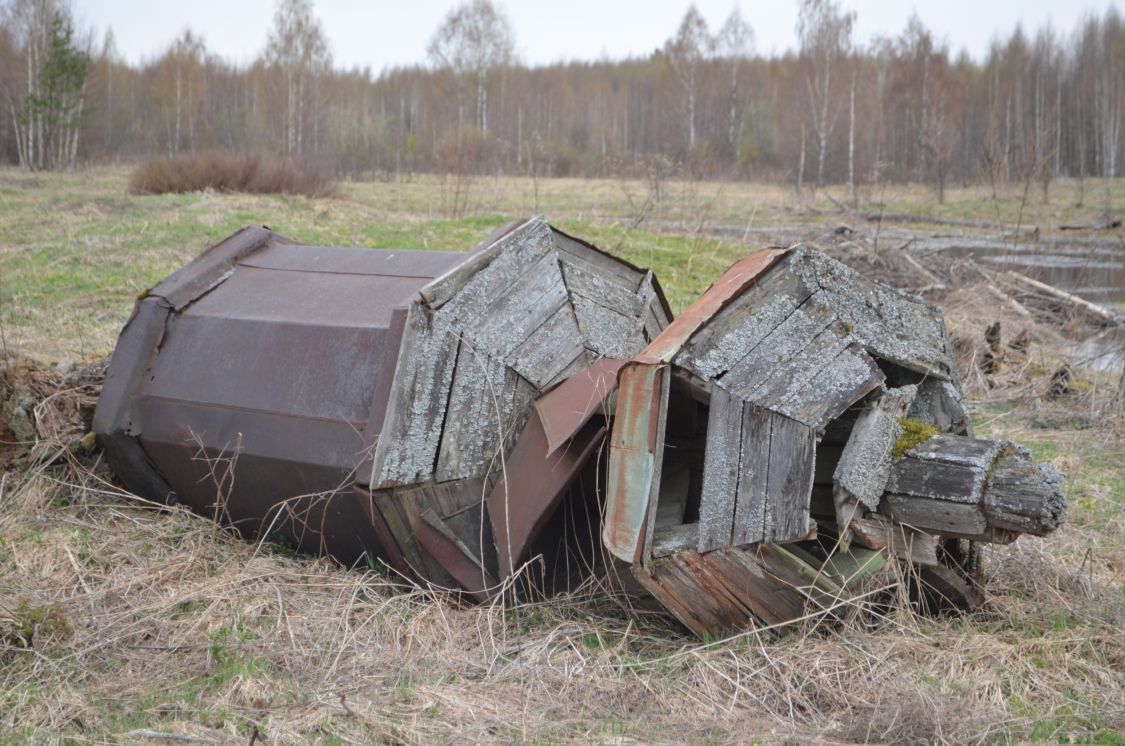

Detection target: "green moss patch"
[893, 418, 940, 460]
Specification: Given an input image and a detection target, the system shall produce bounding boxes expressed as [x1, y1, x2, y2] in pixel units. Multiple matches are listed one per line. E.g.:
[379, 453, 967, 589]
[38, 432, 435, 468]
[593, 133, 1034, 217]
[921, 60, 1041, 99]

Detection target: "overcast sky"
[75, 0, 1119, 71]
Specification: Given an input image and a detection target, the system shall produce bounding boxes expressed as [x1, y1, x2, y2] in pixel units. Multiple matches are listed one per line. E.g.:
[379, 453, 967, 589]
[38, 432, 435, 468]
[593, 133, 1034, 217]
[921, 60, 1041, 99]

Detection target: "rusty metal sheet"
[94, 228, 472, 565]
[636, 247, 791, 364]
[603, 362, 669, 564]
[488, 407, 607, 577]
[533, 356, 624, 457]
[415, 509, 497, 602]
[91, 296, 176, 502]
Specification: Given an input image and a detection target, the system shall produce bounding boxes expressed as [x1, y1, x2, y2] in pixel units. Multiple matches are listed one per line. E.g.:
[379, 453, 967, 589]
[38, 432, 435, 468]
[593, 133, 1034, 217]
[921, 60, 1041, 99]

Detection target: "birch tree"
[427, 0, 515, 134]
[663, 5, 713, 148]
[797, 0, 854, 187]
[265, 0, 330, 154]
[716, 6, 754, 157]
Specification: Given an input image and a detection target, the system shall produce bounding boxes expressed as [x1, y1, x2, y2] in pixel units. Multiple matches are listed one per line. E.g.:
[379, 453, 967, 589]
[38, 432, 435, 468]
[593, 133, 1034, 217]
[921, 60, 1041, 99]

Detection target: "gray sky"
[75, 0, 1119, 70]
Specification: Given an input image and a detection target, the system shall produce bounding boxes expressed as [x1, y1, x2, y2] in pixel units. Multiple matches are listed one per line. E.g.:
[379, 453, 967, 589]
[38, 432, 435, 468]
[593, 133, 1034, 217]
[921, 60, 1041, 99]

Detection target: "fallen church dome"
[93, 219, 1065, 638]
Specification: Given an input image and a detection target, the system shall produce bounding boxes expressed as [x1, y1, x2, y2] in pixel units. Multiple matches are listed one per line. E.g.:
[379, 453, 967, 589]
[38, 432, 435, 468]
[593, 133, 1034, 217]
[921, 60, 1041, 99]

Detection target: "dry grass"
[0, 352, 1122, 743]
[1, 444, 1121, 744]
[127, 152, 338, 199]
[2, 168, 1123, 742]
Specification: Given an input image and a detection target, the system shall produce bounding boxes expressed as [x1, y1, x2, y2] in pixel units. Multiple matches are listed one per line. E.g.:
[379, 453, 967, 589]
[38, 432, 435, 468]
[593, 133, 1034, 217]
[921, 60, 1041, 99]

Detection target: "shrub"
[127, 151, 337, 198]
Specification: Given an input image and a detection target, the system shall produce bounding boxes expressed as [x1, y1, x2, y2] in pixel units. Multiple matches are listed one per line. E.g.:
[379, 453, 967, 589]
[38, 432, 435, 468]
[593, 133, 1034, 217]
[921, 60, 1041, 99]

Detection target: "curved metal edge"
[636, 247, 792, 365]
[148, 226, 280, 310]
[92, 296, 176, 502]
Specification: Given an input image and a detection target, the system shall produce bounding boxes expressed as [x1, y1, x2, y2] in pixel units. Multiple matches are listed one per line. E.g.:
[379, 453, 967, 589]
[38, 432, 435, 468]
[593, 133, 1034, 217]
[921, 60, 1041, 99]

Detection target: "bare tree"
[798, 0, 855, 187]
[663, 5, 713, 149]
[265, 0, 330, 155]
[716, 6, 754, 157]
[427, 0, 515, 135]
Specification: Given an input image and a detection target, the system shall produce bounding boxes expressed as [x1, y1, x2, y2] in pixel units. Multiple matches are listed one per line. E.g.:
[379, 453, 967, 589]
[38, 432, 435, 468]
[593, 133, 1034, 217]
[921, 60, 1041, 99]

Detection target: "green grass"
[3, 167, 1122, 361]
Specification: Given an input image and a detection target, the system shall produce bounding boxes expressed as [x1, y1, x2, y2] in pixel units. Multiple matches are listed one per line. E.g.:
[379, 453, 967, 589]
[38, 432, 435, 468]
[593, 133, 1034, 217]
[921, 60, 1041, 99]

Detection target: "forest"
[0, 0, 1122, 201]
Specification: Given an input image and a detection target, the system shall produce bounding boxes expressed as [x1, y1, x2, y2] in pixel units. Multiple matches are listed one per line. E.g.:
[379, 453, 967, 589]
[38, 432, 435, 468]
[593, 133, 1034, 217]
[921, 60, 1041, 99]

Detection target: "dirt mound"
[0, 354, 104, 470]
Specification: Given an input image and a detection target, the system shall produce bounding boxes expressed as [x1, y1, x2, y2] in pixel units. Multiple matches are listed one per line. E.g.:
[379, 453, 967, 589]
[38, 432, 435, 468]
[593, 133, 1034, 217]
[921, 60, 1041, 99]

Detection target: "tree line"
[1, 0, 1123, 200]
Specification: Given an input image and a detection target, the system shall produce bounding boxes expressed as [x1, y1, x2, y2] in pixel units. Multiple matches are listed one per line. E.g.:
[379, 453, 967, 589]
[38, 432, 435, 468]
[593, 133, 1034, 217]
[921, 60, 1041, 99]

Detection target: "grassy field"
[1, 167, 1123, 744]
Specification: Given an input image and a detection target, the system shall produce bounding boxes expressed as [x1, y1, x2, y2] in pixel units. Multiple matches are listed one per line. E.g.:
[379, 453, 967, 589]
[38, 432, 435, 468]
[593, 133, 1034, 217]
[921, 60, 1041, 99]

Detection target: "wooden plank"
[676, 258, 817, 380]
[638, 271, 672, 339]
[435, 348, 515, 482]
[442, 502, 499, 579]
[506, 301, 585, 389]
[541, 347, 591, 391]
[833, 384, 917, 509]
[652, 522, 698, 558]
[464, 253, 570, 359]
[732, 402, 773, 546]
[773, 345, 885, 430]
[631, 561, 724, 639]
[791, 248, 953, 380]
[559, 256, 647, 317]
[422, 218, 551, 311]
[907, 379, 970, 435]
[418, 478, 486, 519]
[415, 509, 496, 601]
[763, 414, 816, 543]
[370, 307, 460, 487]
[571, 295, 647, 360]
[553, 232, 644, 292]
[746, 321, 855, 410]
[704, 547, 807, 628]
[722, 296, 837, 399]
[849, 513, 939, 566]
[370, 486, 457, 587]
[696, 385, 744, 553]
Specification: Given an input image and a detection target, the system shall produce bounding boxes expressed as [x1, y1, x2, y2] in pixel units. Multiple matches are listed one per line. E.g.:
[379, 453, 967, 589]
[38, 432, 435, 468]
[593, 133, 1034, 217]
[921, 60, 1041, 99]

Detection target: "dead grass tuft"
[1, 418, 1121, 742]
[127, 151, 338, 198]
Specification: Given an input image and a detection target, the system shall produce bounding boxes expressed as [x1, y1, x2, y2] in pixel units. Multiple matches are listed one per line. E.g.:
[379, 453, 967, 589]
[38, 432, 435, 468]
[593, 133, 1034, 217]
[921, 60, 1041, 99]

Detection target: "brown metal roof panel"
[143, 315, 396, 425]
[238, 243, 469, 278]
[533, 356, 625, 457]
[135, 397, 368, 474]
[183, 266, 435, 328]
[92, 296, 177, 503]
[141, 435, 379, 562]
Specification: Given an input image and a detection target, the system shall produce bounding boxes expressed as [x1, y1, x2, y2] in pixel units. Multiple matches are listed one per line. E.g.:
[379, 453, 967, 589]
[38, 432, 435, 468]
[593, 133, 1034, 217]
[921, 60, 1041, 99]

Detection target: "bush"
[127, 151, 337, 198]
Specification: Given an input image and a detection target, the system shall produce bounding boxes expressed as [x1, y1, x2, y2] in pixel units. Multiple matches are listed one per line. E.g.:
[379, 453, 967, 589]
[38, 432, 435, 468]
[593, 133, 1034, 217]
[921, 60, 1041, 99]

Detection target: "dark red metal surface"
[533, 356, 624, 457]
[487, 407, 607, 577]
[94, 228, 468, 564]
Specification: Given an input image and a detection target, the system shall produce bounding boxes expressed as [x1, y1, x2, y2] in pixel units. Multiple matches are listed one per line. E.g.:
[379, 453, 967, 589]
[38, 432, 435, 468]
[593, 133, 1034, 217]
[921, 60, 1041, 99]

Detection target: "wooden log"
[983, 453, 1066, 536]
[1004, 271, 1122, 327]
[879, 436, 1065, 542]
